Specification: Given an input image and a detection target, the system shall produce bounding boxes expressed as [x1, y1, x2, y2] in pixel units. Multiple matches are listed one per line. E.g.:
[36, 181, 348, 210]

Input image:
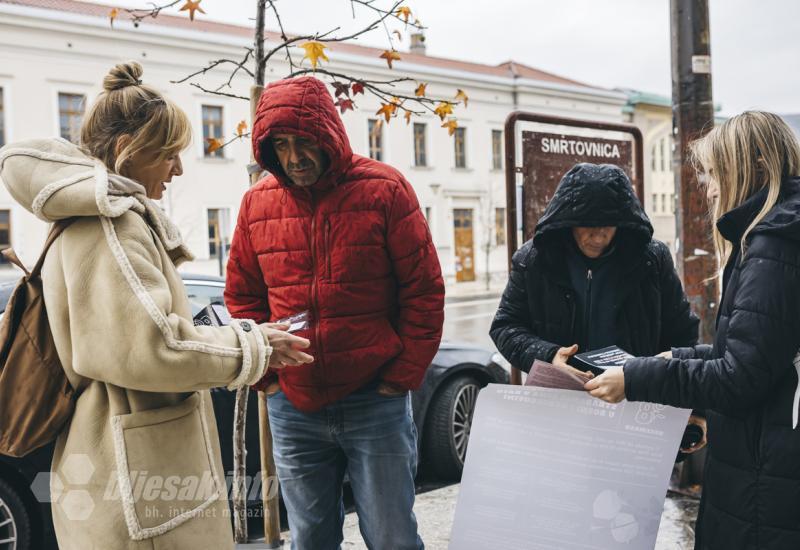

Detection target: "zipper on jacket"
[325, 218, 332, 280]
[309, 195, 326, 393]
[583, 269, 593, 350]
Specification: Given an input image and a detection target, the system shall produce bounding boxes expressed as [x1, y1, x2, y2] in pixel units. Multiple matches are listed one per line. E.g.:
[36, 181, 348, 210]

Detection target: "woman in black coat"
[588, 111, 800, 550]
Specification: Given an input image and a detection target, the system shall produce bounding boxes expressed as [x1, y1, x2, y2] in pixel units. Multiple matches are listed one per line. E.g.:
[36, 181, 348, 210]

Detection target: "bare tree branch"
[171, 52, 255, 88]
[189, 82, 249, 101]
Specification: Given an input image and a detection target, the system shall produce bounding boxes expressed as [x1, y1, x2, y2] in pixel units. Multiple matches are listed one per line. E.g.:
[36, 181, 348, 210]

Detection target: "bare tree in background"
[110, 0, 468, 545]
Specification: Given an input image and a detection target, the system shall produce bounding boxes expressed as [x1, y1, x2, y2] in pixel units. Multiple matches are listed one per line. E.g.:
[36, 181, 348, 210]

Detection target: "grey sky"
[84, 0, 799, 116]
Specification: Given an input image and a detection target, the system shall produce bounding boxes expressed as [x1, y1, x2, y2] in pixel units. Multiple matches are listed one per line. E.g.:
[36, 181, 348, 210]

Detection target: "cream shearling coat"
[0, 138, 270, 550]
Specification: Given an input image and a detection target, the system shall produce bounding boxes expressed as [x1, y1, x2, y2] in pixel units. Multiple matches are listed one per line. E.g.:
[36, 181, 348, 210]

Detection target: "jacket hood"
[0, 137, 193, 263]
[718, 177, 800, 245]
[533, 163, 653, 253]
[252, 76, 353, 190]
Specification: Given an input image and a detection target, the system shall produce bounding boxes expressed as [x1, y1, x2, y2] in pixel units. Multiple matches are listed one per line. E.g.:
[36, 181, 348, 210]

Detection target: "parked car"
[0, 273, 508, 548]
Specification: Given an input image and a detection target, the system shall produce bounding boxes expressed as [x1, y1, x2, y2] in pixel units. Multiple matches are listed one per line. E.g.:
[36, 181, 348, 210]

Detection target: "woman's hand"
[259, 323, 314, 369]
[657, 350, 673, 359]
[584, 366, 626, 403]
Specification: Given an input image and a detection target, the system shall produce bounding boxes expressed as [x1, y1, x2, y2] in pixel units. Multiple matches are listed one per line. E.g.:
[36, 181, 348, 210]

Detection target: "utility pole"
[670, 0, 717, 489]
[671, 0, 718, 344]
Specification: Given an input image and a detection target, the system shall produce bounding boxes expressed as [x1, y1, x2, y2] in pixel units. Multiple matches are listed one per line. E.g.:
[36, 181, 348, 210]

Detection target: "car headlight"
[491, 352, 511, 372]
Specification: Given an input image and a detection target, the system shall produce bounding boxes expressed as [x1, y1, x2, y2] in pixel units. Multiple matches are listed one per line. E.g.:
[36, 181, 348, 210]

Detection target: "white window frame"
[51, 84, 92, 144]
[204, 206, 234, 261]
[196, 99, 230, 160]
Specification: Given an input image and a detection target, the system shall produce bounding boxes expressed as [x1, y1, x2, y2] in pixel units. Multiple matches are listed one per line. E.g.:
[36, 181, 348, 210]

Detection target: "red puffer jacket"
[224, 76, 445, 412]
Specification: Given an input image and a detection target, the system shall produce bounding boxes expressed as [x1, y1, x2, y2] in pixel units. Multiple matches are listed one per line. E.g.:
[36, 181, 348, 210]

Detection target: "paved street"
[442, 295, 502, 351]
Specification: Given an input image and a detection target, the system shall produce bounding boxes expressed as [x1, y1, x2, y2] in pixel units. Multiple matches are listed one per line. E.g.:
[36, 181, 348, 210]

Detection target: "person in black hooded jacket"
[587, 111, 800, 550]
[490, 162, 699, 377]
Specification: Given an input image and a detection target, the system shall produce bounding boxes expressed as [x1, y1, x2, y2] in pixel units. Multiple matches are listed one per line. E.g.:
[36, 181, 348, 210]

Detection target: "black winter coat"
[490, 163, 699, 372]
[625, 179, 800, 550]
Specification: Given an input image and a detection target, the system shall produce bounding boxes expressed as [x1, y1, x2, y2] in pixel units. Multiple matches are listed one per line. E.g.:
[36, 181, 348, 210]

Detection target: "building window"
[454, 127, 467, 168]
[207, 208, 231, 260]
[495, 207, 506, 246]
[0, 210, 10, 264]
[0, 88, 5, 148]
[651, 145, 657, 172]
[368, 119, 383, 161]
[425, 206, 432, 224]
[202, 105, 224, 158]
[58, 93, 85, 144]
[661, 138, 668, 172]
[492, 130, 503, 170]
[413, 123, 427, 167]
[652, 193, 658, 211]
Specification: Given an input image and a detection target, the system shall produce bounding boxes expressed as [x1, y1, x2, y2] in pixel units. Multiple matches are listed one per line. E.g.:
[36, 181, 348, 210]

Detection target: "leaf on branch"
[299, 41, 329, 69]
[396, 6, 412, 23]
[392, 30, 403, 41]
[236, 120, 248, 137]
[179, 0, 206, 22]
[332, 81, 350, 98]
[455, 89, 469, 107]
[379, 50, 402, 69]
[413, 17, 423, 27]
[414, 83, 427, 97]
[335, 98, 355, 114]
[376, 102, 397, 123]
[434, 101, 454, 120]
[206, 137, 223, 154]
[442, 118, 459, 136]
[109, 8, 119, 27]
[404, 110, 413, 125]
[351, 81, 365, 95]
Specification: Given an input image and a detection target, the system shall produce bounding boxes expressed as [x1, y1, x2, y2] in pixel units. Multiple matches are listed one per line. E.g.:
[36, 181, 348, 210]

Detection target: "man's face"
[572, 227, 617, 259]
[272, 134, 328, 187]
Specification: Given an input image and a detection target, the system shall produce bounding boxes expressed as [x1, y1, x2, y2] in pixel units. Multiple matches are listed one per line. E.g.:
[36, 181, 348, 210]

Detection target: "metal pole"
[671, 0, 718, 345]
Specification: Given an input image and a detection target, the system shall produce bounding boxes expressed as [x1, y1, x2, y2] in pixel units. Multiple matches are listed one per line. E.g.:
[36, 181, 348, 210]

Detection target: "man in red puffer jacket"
[225, 76, 444, 549]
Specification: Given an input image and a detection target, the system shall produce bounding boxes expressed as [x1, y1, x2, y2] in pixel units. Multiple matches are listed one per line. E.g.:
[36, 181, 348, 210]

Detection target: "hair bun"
[103, 62, 144, 92]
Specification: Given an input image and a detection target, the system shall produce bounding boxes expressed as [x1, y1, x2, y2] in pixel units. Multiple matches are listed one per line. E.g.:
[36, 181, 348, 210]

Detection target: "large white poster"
[450, 385, 691, 550]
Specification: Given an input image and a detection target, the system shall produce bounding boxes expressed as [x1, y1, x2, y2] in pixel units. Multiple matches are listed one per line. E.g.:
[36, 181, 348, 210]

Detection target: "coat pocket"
[110, 392, 225, 541]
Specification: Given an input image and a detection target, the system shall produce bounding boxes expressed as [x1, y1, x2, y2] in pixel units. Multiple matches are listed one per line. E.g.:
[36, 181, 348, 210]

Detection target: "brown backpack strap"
[29, 218, 78, 279]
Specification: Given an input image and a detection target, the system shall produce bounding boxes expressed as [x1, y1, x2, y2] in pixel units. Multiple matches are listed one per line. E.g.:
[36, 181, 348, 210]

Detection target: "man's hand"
[584, 366, 625, 403]
[657, 350, 673, 359]
[551, 344, 594, 381]
[259, 323, 314, 369]
[377, 381, 407, 397]
[681, 415, 708, 454]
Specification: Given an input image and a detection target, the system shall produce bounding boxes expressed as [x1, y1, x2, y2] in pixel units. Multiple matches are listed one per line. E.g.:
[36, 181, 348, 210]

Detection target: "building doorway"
[453, 208, 475, 282]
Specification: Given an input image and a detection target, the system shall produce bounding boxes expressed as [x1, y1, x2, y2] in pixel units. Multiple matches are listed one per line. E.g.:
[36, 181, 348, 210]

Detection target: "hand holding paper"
[585, 366, 626, 403]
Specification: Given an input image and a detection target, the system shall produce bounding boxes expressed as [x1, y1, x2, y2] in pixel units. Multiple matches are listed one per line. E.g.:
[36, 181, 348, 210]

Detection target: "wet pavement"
[442, 295, 501, 350]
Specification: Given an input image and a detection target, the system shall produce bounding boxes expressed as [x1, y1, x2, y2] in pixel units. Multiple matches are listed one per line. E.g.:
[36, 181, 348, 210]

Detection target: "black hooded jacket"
[490, 163, 699, 371]
[625, 178, 800, 550]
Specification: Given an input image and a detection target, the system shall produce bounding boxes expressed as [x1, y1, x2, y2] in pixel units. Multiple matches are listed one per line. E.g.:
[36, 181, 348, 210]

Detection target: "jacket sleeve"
[489, 245, 561, 373]
[63, 214, 270, 393]
[625, 242, 800, 414]
[224, 191, 270, 324]
[380, 177, 445, 390]
[655, 242, 700, 350]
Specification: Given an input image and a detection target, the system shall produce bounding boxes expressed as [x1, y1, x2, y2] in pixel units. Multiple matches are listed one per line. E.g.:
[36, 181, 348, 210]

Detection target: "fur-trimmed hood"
[0, 137, 193, 264]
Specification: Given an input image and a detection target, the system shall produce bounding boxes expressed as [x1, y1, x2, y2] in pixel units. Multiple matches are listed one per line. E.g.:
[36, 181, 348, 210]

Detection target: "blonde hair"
[80, 61, 192, 177]
[690, 111, 800, 266]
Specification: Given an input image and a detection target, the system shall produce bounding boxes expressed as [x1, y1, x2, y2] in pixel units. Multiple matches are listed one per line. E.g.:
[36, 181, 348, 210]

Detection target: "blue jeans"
[267, 383, 424, 550]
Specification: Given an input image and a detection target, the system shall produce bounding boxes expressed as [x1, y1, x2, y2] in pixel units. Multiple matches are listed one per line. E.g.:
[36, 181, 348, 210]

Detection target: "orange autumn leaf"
[179, 0, 205, 21]
[109, 8, 119, 27]
[380, 50, 401, 69]
[299, 41, 329, 69]
[434, 101, 454, 120]
[404, 110, 413, 125]
[236, 120, 248, 137]
[442, 118, 458, 136]
[455, 89, 469, 107]
[206, 137, 223, 154]
[396, 6, 412, 23]
[376, 102, 397, 123]
[414, 83, 427, 97]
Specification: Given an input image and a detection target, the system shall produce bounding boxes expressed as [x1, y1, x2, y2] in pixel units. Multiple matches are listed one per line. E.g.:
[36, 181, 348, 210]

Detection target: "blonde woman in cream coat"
[0, 62, 313, 550]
